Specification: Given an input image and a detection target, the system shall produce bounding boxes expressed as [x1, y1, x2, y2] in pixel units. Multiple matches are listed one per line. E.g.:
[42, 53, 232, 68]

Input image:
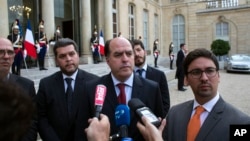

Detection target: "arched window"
[172, 14, 185, 53]
[128, 4, 135, 40]
[216, 22, 229, 41]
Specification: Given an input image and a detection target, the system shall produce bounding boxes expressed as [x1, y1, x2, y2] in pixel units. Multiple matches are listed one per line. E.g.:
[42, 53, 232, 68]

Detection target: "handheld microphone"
[94, 84, 107, 118]
[128, 98, 161, 127]
[115, 105, 131, 140]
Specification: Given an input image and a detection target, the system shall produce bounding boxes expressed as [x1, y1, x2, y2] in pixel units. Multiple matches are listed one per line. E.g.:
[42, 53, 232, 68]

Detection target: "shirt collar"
[62, 69, 78, 81]
[134, 62, 147, 72]
[111, 73, 134, 87]
[193, 92, 220, 112]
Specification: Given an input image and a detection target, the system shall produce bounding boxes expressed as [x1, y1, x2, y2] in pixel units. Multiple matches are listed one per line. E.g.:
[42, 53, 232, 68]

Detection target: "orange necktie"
[117, 83, 126, 104]
[187, 106, 205, 141]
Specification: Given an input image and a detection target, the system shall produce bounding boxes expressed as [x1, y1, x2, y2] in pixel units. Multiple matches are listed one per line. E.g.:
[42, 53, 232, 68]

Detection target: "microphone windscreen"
[94, 84, 107, 106]
[128, 98, 145, 110]
[115, 105, 130, 127]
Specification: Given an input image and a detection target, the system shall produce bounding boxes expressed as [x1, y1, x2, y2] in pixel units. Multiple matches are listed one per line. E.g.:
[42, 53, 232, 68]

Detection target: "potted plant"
[211, 39, 230, 69]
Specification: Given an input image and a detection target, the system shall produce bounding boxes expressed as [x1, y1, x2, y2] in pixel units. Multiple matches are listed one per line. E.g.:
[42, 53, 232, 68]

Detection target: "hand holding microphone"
[128, 98, 161, 127]
[94, 85, 107, 118]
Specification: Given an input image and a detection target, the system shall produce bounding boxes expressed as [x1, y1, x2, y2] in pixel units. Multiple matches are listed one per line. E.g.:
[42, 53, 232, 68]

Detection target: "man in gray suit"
[0, 37, 37, 141]
[132, 39, 170, 116]
[36, 38, 99, 141]
[163, 48, 250, 141]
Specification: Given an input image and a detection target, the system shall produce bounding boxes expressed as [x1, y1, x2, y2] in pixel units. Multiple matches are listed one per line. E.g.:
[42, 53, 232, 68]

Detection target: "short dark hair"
[104, 39, 111, 57]
[183, 48, 219, 76]
[132, 39, 145, 50]
[53, 38, 78, 57]
[0, 81, 35, 141]
[180, 43, 185, 48]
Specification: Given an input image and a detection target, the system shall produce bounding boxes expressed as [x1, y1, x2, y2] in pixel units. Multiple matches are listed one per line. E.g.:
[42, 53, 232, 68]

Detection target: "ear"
[184, 76, 189, 86]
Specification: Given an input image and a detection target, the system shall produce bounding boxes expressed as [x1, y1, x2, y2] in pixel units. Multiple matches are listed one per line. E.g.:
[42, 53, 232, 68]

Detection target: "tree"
[211, 39, 230, 61]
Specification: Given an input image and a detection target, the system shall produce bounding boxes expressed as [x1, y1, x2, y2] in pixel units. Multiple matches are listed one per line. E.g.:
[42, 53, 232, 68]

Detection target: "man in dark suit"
[0, 37, 37, 141]
[36, 38, 99, 141]
[175, 43, 188, 91]
[78, 37, 164, 141]
[132, 39, 170, 116]
[164, 48, 250, 141]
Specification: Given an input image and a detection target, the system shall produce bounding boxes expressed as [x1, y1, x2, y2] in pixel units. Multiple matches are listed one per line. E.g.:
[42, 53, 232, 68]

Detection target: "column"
[0, 1, 9, 37]
[80, 0, 92, 64]
[41, 0, 55, 67]
[104, 0, 113, 40]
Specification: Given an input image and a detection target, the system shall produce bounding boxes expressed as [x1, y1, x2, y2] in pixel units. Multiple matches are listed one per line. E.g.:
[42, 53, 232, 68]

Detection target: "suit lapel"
[145, 66, 154, 80]
[54, 72, 68, 119]
[131, 75, 144, 99]
[196, 97, 224, 140]
[103, 74, 119, 110]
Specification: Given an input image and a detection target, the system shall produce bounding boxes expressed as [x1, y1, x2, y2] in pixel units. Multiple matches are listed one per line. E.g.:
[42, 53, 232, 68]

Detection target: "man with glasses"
[163, 48, 250, 141]
[0, 37, 37, 140]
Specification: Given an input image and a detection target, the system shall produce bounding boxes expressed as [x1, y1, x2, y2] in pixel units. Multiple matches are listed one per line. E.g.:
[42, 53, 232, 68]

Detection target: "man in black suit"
[36, 38, 99, 141]
[0, 37, 37, 141]
[78, 37, 164, 141]
[164, 48, 250, 141]
[132, 39, 170, 116]
[175, 43, 188, 91]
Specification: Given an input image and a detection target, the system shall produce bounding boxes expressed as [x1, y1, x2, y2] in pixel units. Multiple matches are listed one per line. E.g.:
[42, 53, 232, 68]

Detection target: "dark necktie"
[137, 69, 143, 77]
[65, 78, 73, 117]
[117, 83, 126, 104]
[187, 106, 205, 141]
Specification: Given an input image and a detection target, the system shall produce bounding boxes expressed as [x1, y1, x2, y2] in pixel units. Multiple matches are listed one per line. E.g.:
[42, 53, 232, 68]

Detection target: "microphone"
[114, 105, 132, 140]
[128, 98, 161, 127]
[94, 84, 107, 118]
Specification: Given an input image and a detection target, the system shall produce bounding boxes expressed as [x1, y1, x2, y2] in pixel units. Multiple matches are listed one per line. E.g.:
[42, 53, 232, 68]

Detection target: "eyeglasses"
[188, 68, 218, 79]
[0, 49, 15, 57]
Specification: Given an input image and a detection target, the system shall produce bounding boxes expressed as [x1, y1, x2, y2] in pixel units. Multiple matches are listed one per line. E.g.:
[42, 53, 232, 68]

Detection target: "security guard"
[7, 22, 23, 75]
[35, 21, 48, 70]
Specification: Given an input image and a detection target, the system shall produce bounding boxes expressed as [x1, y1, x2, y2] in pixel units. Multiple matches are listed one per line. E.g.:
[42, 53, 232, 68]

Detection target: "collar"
[111, 73, 134, 87]
[62, 69, 78, 81]
[193, 92, 220, 112]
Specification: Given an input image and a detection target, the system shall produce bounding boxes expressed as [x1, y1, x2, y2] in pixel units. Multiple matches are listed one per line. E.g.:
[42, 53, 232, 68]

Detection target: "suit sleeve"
[36, 80, 61, 141]
[20, 80, 38, 141]
[159, 72, 170, 116]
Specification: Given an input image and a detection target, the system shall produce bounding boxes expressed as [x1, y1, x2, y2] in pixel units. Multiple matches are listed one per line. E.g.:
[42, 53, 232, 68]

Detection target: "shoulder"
[11, 74, 34, 85]
[78, 69, 99, 80]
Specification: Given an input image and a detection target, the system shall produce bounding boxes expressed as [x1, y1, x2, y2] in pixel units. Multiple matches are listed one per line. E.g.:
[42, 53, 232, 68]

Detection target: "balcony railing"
[206, 0, 238, 9]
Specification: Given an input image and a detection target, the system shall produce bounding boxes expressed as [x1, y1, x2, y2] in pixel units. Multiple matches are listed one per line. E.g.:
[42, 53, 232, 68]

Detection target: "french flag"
[24, 20, 37, 59]
[99, 30, 105, 55]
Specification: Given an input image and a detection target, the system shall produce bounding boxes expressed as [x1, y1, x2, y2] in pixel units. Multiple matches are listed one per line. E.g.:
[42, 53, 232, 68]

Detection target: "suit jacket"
[9, 74, 37, 141]
[175, 49, 185, 79]
[36, 69, 99, 141]
[145, 65, 170, 116]
[78, 73, 164, 141]
[164, 97, 250, 141]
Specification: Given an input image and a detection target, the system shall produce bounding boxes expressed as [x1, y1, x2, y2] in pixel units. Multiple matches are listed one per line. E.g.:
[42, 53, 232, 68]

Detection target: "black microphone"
[94, 84, 107, 118]
[128, 98, 161, 127]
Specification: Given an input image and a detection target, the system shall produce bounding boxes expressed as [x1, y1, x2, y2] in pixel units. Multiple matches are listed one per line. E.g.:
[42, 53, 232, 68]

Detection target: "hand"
[137, 116, 166, 141]
[85, 114, 110, 141]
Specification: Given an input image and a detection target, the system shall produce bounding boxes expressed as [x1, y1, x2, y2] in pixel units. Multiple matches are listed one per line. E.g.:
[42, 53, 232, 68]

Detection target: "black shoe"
[178, 88, 187, 91]
[40, 68, 48, 70]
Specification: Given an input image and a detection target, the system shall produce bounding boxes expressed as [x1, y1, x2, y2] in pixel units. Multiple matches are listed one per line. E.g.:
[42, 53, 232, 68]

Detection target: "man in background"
[133, 39, 170, 116]
[0, 37, 37, 141]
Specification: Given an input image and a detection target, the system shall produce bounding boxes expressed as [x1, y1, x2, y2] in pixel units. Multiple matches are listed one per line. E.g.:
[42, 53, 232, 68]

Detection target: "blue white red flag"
[24, 20, 37, 59]
[99, 30, 105, 55]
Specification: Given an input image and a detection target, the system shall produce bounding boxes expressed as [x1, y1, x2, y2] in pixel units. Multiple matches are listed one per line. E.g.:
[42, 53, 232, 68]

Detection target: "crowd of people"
[1, 34, 250, 141]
